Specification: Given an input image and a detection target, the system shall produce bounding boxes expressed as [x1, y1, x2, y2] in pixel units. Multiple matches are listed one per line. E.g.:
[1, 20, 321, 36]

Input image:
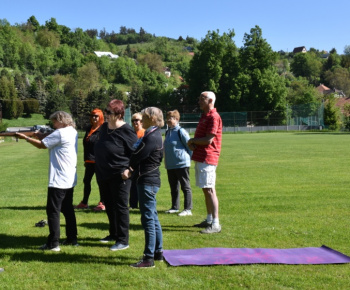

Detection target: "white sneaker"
[200, 224, 221, 234]
[178, 209, 192, 216]
[39, 244, 61, 252]
[110, 243, 129, 251]
[165, 208, 179, 214]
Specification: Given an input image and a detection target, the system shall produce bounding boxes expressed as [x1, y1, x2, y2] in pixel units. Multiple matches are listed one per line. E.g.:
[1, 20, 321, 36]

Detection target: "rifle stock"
[0, 126, 53, 141]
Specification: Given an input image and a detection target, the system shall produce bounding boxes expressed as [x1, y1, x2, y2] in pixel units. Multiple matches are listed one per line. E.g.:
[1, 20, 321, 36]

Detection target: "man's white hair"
[201, 91, 216, 104]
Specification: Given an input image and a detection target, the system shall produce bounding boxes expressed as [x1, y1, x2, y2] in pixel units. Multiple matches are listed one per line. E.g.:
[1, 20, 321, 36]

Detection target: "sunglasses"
[90, 115, 99, 118]
[104, 109, 114, 115]
[132, 119, 141, 122]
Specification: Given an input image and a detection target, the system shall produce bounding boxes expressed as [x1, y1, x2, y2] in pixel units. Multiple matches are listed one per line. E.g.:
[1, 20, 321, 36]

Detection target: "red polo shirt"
[192, 108, 222, 166]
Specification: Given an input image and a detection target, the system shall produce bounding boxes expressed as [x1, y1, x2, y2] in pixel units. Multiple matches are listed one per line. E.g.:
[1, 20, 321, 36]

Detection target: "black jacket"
[83, 125, 101, 162]
[129, 127, 163, 187]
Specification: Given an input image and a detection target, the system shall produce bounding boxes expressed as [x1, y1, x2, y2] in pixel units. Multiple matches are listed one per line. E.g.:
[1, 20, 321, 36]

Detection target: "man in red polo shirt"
[187, 91, 222, 234]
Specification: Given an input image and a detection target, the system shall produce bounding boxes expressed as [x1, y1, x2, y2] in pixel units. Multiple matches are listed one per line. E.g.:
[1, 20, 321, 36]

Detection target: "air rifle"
[0, 125, 53, 142]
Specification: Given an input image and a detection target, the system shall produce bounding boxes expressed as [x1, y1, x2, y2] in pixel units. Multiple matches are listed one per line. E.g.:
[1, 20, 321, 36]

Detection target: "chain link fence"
[170, 103, 325, 132]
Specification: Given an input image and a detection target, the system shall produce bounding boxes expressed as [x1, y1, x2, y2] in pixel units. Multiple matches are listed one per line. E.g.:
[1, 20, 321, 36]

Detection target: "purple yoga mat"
[163, 245, 350, 266]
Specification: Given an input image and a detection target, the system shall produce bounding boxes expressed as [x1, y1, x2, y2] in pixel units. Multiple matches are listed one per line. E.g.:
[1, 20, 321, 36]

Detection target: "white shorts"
[195, 162, 217, 188]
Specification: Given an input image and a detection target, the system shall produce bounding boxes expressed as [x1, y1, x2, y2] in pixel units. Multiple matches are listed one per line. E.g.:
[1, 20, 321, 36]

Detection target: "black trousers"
[167, 167, 193, 210]
[129, 170, 139, 208]
[83, 163, 103, 205]
[98, 175, 131, 245]
[46, 187, 77, 248]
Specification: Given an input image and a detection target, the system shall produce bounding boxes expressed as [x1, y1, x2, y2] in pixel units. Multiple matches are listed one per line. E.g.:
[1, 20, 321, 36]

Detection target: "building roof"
[94, 51, 119, 59]
[317, 84, 346, 97]
[293, 46, 307, 53]
[316, 84, 331, 94]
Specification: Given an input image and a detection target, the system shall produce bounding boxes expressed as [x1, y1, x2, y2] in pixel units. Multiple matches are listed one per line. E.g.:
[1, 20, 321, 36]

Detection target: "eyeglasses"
[90, 115, 99, 118]
[104, 109, 114, 115]
[132, 119, 141, 123]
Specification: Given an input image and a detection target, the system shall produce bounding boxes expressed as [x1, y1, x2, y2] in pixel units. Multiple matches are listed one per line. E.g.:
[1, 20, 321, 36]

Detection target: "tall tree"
[187, 29, 237, 110]
[237, 26, 287, 119]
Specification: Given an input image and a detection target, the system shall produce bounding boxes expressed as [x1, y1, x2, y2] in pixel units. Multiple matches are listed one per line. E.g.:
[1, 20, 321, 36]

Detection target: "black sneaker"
[154, 251, 164, 261]
[130, 257, 155, 268]
[35, 220, 47, 227]
[100, 235, 115, 243]
[61, 239, 79, 246]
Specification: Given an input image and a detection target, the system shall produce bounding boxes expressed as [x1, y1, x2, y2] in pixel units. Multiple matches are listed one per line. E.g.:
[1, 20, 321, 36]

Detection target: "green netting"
[177, 103, 324, 128]
[287, 103, 324, 126]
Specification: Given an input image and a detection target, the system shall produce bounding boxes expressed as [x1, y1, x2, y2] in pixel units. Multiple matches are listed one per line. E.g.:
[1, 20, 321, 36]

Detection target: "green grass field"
[1, 132, 350, 289]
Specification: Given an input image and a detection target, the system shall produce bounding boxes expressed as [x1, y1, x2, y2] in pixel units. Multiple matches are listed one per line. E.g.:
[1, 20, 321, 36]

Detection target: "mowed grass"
[1, 132, 350, 289]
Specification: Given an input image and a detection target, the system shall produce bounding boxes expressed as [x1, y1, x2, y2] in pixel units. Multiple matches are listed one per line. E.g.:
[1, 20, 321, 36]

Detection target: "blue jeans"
[137, 184, 163, 258]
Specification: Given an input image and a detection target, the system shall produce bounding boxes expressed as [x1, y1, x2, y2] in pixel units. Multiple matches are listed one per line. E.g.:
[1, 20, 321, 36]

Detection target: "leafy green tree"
[27, 16, 40, 31]
[187, 29, 237, 109]
[85, 29, 98, 38]
[322, 51, 341, 71]
[112, 56, 138, 84]
[120, 26, 127, 35]
[23, 98, 39, 117]
[36, 47, 56, 75]
[0, 23, 21, 68]
[324, 95, 341, 130]
[237, 26, 287, 119]
[55, 44, 82, 75]
[137, 53, 163, 73]
[44, 90, 68, 119]
[290, 52, 323, 85]
[128, 81, 145, 113]
[0, 75, 19, 118]
[36, 28, 60, 48]
[341, 54, 350, 69]
[286, 77, 323, 118]
[14, 73, 29, 100]
[324, 67, 350, 96]
[76, 62, 100, 93]
[18, 42, 37, 70]
[287, 77, 322, 105]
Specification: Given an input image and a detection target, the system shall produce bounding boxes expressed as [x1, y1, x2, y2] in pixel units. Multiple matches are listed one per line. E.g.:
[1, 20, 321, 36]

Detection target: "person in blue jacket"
[164, 110, 193, 216]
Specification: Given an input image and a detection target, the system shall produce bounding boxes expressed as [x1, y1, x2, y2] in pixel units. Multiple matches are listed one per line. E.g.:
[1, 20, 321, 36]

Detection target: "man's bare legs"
[202, 187, 219, 219]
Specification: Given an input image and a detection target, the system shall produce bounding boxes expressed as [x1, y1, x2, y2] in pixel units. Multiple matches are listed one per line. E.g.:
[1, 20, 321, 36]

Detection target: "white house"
[94, 51, 119, 59]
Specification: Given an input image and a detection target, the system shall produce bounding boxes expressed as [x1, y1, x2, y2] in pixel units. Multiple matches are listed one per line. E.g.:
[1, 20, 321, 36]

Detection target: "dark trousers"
[83, 163, 103, 205]
[129, 171, 139, 208]
[98, 175, 131, 245]
[46, 187, 77, 248]
[167, 167, 193, 210]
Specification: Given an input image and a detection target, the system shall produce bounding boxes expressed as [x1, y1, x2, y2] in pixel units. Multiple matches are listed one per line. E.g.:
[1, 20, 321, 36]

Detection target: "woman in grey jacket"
[164, 110, 193, 216]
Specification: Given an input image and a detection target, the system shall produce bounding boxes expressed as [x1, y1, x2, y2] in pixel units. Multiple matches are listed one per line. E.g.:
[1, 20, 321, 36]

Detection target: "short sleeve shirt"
[191, 108, 222, 166]
[42, 126, 78, 189]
